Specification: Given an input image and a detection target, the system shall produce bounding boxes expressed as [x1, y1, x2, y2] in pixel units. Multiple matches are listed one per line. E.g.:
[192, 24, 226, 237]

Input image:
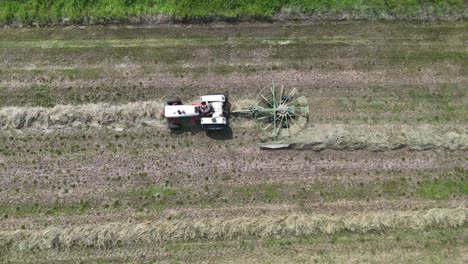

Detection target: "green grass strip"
[0, 1, 466, 25]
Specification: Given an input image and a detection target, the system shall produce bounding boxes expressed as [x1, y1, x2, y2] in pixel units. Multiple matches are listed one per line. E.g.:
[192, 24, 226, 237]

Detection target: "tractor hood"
[164, 105, 199, 118]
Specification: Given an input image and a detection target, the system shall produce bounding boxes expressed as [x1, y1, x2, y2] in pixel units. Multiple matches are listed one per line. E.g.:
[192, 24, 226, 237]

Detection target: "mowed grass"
[418, 168, 468, 200]
[2, 226, 467, 263]
[0, 0, 467, 25]
[129, 187, 177, 198]
[0, 21, 466, 263]
[1, 168, 465, 218]
[0, 224, 465, 263]
[0, 208, 465, 264]
[0, 200, 92, 219]
[0, 22, 466, 126]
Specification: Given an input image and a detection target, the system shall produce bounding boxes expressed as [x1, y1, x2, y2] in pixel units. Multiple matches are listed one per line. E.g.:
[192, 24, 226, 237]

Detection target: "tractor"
[163, 84, 309, 149]
[162, 94, 230, 131]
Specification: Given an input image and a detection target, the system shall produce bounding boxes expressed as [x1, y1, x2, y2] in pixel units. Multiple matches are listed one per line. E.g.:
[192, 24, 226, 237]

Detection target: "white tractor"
[162, 84, 309, 149]
[162, 94, 230, 131]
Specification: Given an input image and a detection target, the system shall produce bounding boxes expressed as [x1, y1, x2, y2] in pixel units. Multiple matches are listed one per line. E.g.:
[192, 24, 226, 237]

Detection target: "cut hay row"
[295, 124, 468, 151]
[1, 102, 466, 151]
[0, 101, 164, 131]
[0, 208, 466, 251]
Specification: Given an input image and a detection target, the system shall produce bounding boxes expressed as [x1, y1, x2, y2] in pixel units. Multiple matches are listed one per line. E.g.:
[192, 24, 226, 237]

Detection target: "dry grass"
[0, 21, 466, 262]
[295, 124, 468, 151]
[0, 101, 164, 130]
[0, 208, 465, 251]
[1, 102, 466, 151]
[3, 227, 467, 263]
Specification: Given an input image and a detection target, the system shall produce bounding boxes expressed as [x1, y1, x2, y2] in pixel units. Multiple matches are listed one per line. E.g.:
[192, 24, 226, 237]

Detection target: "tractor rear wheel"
[168, 123, 181, 129]
[167, 98, 182, 105]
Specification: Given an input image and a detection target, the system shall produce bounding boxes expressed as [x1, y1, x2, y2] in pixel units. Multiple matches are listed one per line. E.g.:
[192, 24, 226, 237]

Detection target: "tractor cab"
[200, 95, 228, 130]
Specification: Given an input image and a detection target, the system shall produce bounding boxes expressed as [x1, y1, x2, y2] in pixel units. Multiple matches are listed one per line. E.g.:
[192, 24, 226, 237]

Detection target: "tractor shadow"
[169, 118, 204, 135]
[205, 126, 233, 140]
[168, 118, 233, 140]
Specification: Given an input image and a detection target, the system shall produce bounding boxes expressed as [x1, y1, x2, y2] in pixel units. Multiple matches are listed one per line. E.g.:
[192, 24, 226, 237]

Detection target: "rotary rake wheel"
[254, 84, 309, 147]
[232, 83, 309, 149]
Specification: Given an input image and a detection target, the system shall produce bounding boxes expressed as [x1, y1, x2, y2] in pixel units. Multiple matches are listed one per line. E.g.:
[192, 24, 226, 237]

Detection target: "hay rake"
[232, 83, 309, 149]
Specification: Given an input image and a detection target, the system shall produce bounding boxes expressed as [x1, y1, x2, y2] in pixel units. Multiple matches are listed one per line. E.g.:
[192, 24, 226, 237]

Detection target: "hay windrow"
[0, 208, 466, 251]
[294, 124, 468, 151]
[0, 101, 165, 131]
[1, 103, 466, 151]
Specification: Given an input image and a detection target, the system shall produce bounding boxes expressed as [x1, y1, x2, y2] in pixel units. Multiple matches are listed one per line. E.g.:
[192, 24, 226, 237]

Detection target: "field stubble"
[0, 21, 467, 262]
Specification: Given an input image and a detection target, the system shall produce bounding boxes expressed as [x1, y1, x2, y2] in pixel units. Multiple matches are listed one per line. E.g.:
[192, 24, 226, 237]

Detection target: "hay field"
[0, 21, 467, 263]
